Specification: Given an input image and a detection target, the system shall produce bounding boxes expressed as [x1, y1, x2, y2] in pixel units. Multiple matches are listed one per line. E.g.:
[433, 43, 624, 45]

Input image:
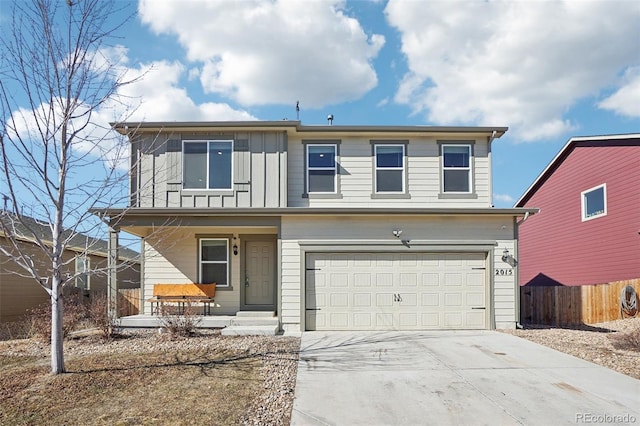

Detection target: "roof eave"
[91, 207, 539, 219]
[109, 121, 508, 138]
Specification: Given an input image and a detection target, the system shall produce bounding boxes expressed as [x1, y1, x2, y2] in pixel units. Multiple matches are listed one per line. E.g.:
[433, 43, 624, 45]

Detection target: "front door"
[244, 240, 275, 307]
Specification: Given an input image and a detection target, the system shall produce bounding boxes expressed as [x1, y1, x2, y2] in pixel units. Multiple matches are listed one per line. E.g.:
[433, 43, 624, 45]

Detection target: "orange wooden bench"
[147, 283, 216, 315]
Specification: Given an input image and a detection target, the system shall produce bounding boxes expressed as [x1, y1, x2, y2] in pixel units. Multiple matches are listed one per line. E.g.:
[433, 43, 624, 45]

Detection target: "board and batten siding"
[287, 136, 491, 208]
[133, 131, 287, 209]
[280, 215, 518, 332]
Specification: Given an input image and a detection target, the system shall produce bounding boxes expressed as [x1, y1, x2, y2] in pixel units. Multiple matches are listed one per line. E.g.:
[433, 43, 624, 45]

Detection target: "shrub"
[26, 294, 85, 342]
[85, 293, 119, 340]
[158, 303, 202, 339]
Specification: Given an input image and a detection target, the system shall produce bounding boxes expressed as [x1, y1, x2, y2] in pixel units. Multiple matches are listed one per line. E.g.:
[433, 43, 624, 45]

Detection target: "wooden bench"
[148, 283, 216, 316]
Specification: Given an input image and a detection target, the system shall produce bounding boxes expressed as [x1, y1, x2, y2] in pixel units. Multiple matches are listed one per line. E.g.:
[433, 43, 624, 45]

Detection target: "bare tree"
[0, 0, 137, 374]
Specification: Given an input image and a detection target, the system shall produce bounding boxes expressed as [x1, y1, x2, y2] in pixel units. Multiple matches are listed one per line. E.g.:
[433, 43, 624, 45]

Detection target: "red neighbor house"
[515, 134, 640, 287]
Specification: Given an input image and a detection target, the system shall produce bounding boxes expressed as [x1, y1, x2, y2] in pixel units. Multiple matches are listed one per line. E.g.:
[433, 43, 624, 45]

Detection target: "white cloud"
[598, 67, 640, 118]
[493, 193, 515, 204]
[385, 0, 640, 141]
[138, 0, 384, 108]
[106, 59, 256, 122]
[6, 50, 256, 174]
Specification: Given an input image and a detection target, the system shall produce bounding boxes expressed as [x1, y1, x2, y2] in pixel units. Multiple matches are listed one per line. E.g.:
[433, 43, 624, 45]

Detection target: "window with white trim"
[306, 144, 337, 193]
[442, 145, 472, 193]
[581, 184, 607, 221]
[183, 140, 233, 190]
[375, 145, 405, 192]
[75, 255, 89, 290]
[199, 239, 229, 287]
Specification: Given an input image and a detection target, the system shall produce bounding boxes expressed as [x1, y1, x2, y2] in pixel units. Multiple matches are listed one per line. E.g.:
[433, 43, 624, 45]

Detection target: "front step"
[221, 324, 279, 336]
[222, 312, 279, 336]
[235, 311, 275, 318]
[230, 317, 279, 327]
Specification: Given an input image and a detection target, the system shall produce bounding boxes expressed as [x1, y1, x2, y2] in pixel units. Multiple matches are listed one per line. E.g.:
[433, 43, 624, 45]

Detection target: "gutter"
[91, 206, 539, 218]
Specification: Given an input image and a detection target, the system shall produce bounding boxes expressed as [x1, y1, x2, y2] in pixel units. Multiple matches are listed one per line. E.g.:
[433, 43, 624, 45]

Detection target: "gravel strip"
[501, 317, 640, 379]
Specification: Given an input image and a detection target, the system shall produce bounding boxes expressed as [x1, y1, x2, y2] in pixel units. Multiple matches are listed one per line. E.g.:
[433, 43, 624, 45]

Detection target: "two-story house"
[96, 121, 536, 333]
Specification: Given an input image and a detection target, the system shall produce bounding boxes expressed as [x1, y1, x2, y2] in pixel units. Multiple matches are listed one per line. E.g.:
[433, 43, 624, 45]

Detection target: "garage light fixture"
[501, 248, 517, 267]
[392, 229, 402, 238]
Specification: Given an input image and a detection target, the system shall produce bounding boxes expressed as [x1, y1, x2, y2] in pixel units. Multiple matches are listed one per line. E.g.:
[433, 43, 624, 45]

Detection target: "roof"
[515, 134, 640, 207]
[110, 120, 508, 139]
[0, 212, 139, 261]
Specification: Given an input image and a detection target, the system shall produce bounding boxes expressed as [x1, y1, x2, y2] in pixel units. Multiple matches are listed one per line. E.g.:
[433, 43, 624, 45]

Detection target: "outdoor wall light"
[233, 244, 238, 256]
[501, 248, 517, 267]
[392, 229, 402, 238]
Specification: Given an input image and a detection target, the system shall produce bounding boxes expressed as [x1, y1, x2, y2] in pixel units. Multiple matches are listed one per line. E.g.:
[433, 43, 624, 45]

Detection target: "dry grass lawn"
[0, 332, 300, 426]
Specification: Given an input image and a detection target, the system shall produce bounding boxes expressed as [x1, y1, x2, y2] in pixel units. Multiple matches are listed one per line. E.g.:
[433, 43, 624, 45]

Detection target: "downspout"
[514, 211, 532, 328]
[488, 131, 497, 206]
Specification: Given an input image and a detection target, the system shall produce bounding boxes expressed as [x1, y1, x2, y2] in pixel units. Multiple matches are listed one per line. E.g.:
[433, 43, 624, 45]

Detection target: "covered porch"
[93, 208, 284, 335]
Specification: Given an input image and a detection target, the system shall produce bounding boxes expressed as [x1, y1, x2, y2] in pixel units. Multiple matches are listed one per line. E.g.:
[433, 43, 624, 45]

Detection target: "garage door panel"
[400, 273, 418, 287]
[375, 313, 393, 328]
[305, 252, 487, 331]
[399, 313, 418, 327]
[376, 293, 394, 307]
[399, 293, 417, 306]
[353, 313, 372, 328]
[421, 293, 439, 306]
[421, 312, 440, 327]
[466, 312, 485, 327]
[444, 292, 463, 307]
[330, 313, 349, 328]
[466, 292, 484, 306]
[354, 273, 371, 287]
[330, 273, 348, 287]
[422, 273, 439, 286]
[375, 273, 393, 287]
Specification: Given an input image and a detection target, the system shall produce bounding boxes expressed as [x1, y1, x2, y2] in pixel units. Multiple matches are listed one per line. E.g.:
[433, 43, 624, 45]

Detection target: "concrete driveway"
[291, 331, 640, 426]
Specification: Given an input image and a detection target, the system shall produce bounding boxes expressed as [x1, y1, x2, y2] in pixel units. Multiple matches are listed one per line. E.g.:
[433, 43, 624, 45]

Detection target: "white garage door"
[305, 252, 487, 331]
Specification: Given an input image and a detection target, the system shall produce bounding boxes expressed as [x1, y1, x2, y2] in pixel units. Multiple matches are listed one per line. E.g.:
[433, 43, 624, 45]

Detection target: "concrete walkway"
[291, 331, 640, 426]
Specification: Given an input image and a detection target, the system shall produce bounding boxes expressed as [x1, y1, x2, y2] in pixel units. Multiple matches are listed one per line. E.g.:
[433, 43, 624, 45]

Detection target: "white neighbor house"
[96, 121, 536, 333]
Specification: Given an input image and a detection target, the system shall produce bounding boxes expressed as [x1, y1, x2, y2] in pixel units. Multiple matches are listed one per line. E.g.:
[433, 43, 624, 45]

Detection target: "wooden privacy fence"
[118, 288, 140, 317]
[520, 279, 640, 326]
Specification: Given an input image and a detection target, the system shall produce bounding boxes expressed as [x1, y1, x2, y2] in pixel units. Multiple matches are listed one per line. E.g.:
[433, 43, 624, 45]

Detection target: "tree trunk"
[50, 278, 65, 374]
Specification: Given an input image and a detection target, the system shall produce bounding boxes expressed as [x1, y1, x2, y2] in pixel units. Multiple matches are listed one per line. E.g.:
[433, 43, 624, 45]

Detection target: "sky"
[1, 0, 639, 209]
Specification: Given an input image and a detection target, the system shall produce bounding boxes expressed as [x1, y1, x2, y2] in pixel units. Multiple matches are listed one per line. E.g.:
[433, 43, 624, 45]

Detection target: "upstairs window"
[442, 145, 472, 193]
[375, 145, 405, 193]
[581, 184, 607, 221]
[200, 239, 229, 287]
[307, 144, 337, 193]
[183, 140, 233, 190]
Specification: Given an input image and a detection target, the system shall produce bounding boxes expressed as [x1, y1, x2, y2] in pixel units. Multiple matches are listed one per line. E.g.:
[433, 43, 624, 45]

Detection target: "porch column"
[107, 226, 119, 321]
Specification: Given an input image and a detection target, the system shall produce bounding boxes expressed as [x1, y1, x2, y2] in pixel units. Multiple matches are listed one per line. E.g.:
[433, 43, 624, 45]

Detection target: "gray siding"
[134, 131, 287, 208]
[280, 216, 517, 332]
[287, 135, 492, 208]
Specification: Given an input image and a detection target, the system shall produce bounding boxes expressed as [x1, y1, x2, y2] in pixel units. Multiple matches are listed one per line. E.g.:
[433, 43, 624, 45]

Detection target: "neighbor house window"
[183, 140, 233, 190]
[306, 144, 337, 193]
[442, 145, 472, 193]
[200, 239, 229, 287]
[375, 145, 405, 192]
[75, 255, 89, 290]
[581, 184, 607, 221]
